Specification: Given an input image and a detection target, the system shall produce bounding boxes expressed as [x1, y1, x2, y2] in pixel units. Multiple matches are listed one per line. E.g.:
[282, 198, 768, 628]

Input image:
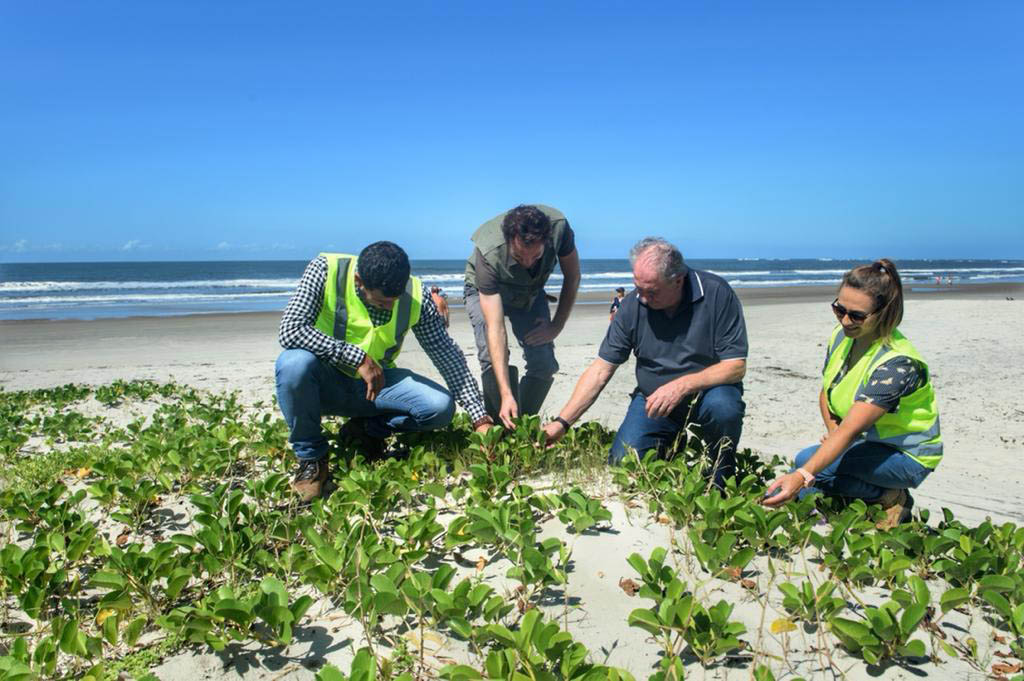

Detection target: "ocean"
[1, 258, 1022, 321]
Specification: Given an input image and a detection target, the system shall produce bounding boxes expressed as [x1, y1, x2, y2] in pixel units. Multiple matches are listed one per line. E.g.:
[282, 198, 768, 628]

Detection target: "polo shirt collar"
[686, 268, 705, 304]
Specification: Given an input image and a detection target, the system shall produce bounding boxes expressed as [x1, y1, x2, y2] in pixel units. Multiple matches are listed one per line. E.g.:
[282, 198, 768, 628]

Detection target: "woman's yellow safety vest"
[822, 325, 942, 469]
[314, 253, 422, 377]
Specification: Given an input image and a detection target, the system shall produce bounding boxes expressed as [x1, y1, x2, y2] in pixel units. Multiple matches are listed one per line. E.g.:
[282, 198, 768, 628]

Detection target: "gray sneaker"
[291, 458, 328, 502]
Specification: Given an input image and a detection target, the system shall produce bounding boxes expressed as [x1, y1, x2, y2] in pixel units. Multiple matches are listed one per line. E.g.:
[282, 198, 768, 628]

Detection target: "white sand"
[2, 291, 1023, 679]
[4, 295, 1020, 525]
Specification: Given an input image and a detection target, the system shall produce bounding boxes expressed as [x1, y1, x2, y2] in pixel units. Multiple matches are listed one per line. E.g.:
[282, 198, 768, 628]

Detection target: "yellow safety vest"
[822, 326, 942, 469]
[314, 253, 422, 376]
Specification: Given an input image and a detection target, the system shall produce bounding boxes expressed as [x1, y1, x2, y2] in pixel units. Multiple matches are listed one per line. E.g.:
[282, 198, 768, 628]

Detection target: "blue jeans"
[609, 384, 745, 488]
[464, 287, 559, 380]
[275, 349, 455, 462]
[793, 440, 932, 501]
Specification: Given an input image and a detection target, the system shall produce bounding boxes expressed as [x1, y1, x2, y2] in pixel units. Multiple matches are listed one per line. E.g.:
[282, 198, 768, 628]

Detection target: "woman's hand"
[761, 471, 805, 507]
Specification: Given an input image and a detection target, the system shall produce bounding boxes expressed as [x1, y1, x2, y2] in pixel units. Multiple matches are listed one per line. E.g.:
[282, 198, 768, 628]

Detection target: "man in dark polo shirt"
[542, 237, 747, 487]
[464, 204, 581, 427]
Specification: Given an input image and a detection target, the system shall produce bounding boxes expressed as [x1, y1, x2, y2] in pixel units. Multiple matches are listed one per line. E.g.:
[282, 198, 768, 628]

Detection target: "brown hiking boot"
[291, 458, 328, 502]
[872, 488, 913, 530]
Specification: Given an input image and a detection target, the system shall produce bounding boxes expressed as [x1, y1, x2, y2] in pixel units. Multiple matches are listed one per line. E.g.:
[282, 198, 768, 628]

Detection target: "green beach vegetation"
[0, 381, 1022, 680]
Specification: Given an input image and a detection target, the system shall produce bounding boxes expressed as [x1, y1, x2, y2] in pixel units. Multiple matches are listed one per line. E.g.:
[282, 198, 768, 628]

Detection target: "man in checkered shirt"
[276, 241, 494, 501]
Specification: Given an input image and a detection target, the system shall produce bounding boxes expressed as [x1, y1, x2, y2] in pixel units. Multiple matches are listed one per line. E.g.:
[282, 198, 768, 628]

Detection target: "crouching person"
[542, 237, 748, 489]
[276, 241, 494, 501]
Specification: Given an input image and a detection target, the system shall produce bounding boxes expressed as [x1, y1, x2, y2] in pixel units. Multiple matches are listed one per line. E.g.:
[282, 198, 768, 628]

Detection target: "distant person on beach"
[541, 237, 748, 489]
[609, 287, 626, 322]
[276, 241, 493, 501]
[463, 204, 581, 427]
[761, 259, 941, 529]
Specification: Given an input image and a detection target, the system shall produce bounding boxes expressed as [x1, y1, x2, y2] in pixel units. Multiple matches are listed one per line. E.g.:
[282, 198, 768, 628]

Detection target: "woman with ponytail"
[762, 259, 941, 528]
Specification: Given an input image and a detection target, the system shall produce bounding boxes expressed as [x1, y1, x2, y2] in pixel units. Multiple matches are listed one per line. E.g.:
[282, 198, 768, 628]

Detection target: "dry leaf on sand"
[771, 618, 797, 634]
[618, 577, 639, 597]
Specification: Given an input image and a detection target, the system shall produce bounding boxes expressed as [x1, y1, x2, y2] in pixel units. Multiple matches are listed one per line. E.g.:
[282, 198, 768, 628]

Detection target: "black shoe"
[338, 418, 386, 460]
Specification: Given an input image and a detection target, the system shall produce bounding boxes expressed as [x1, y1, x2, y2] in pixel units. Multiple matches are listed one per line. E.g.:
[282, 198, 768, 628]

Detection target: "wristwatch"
[795, 467, 815, 487]
[553, 416, 572, 431]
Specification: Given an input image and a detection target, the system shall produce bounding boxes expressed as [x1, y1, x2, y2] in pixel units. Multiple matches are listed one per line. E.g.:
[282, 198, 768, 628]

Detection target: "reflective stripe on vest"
[823, 326, 943, 468]
[314, 253, 422, 375]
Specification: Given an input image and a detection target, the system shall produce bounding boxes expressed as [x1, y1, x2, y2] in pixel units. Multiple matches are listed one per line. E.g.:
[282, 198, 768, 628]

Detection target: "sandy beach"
[2, 282, 1023, 680]
[3, 282, 1022, 527]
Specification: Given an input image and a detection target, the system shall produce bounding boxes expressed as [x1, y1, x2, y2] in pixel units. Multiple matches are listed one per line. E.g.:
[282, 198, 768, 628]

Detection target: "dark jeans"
[463, 286, 559, 380]
[609, 384, 745, 488]
[794, 440, 931, 501]
[275, 349, 455, 462]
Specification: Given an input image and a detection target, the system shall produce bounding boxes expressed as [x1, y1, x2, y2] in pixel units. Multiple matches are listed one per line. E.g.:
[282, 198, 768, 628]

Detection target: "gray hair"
[629, 237, 686, 281]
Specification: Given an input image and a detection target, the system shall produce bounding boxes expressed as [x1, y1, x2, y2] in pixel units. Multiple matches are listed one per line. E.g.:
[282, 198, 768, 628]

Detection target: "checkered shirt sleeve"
[278, 256, 366, 371]
[412, 283, 489, 424]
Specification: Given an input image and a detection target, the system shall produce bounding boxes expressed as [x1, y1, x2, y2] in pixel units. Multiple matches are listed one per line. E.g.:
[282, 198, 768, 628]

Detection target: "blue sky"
[1, 1, 1022, 262]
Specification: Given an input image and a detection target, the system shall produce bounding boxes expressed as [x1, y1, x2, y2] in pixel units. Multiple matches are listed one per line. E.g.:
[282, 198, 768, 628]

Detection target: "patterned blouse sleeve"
[854, 355, 926, 413]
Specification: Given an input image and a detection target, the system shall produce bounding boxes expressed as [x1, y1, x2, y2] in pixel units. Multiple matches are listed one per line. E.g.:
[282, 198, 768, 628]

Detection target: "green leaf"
[423, 483, 447, 498]
[627, 608, 662, 635]
[369, 574, 398, 596]
[165, 568, 191, 601]
[125, 616, 147, 647]
[484, 624, 517, 648]
[908, 576, 929, 606]
[316, 545, 343, 572]
[519, 608, 541, 646]
[290, 595, 314, 622]
[88, 571, 126, 591]
[939, 587, 970, 614]
[316, 664, 349, 681]
[899, 604, 927, 637]
[898, 639, 927, 658]
[100, 614, 117, 647]
[982, 590, 1013, 619]
[58, 619, 80, 655]
[169, 534, 198, 550]
[978, 574, 1016, 593]
[439, 664, 483, 681]
[448, 617, 474, 640]
[728, 546, 756, 570]
[829, 617, 871, 648]
[350, 647, 376, 681]
[260, 577, 288, 604]
[213, 599, 253, 626]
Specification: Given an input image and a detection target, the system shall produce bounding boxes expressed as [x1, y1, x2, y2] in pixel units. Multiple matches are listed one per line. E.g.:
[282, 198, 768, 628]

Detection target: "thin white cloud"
[13, 239, 28, 253]
[121, 240, 144, 251]
[215, 241, 231, 250]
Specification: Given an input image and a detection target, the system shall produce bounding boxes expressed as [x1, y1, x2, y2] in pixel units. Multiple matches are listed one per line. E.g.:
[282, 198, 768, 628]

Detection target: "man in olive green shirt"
[463, 204, 581, 427]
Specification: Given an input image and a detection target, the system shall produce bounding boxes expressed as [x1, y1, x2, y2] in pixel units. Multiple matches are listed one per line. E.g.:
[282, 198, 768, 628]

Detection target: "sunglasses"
[831, 298, 874, 323]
